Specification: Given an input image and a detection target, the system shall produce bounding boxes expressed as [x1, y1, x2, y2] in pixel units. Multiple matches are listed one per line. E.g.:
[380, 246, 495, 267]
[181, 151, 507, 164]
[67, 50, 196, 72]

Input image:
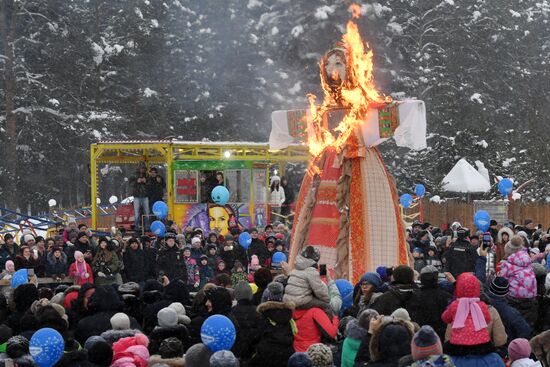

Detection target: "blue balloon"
[152, 201, 168, 219]
[151, 220, 166, 237]
[474, 210, 491, 232]
[498, 178, 514, 196]
[30, 328, 65, 367]
[335, 279, 354, 310]
[238, 232, 252, 250]
[415, 184, 426, 198]
[201, 314, 236, 352]
[10, 269, 28, 288]
[211, 186, 230, 205]
[400, 194, 413, 208]
[272, 251, 287, 265]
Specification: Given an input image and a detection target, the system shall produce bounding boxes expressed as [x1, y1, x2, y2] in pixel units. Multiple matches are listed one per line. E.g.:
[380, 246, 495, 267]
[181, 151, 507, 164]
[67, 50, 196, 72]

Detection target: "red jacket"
[293, 307, 338, 352]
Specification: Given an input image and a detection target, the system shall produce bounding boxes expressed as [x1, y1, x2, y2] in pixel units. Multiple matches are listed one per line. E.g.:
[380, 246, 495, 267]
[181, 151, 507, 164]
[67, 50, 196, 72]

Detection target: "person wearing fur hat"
[92, 237, 122, 286]
[45, 246, 67, 279]
[148, 307, 190, 355]
[74, 285, 141, 345]
[122, 237, 147, 284]
[148, 337, 185, 367]
[407, 265, 452, 340]
[252, 267, 273, 305]
[230, 280, 262, 361]
[14, 246, 40, 272]
[69, 250, 94, 285]
[410, 325, 454, 367]
[283, 245, 330, 310]
[496, 227, 514, 263]
[305, 343, 333, 367]
[367, 317, 415, 367]
[371, 265, 417, 316]
[250, 284, 295, 367]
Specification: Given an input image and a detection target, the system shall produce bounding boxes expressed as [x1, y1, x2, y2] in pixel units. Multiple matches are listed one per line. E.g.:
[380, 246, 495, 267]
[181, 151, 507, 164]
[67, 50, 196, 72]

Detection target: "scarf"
[75, 261, 86, 277]
[452, 297, 487, 331]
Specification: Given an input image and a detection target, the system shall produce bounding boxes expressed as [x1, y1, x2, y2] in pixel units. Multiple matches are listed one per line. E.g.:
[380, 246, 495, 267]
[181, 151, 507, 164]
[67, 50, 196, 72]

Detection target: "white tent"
[441, 158, 491, 193]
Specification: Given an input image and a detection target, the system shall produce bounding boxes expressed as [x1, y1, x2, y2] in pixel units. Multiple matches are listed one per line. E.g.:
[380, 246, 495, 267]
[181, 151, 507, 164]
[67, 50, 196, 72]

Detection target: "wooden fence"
[417, 199, 550, 230]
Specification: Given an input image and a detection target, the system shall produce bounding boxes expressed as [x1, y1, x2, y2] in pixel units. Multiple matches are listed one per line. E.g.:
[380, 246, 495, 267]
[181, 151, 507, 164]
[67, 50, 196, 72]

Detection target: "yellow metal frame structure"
[90, 140, 310, 229]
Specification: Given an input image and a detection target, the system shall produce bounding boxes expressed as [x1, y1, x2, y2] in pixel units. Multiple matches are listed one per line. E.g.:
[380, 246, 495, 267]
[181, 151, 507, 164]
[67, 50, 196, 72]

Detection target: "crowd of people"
[0, 217, 549, 367]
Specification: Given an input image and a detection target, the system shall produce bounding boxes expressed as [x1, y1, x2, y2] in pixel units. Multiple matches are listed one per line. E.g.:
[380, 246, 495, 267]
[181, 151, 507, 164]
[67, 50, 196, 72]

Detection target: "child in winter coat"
[425, 246, 443, 272]
[205, 244, 219, 269]
[182, 247, 199, 291]
[69, 250, 93, 285]
[230, 260, 248, 286]
[198, 255, 213, 289]
[214, 259, 230, 278]
[508, 338, 542, 367]
[45, 247, 67, 278]
[341, 318, 368, 367]
[500, 249, 537, 299]
[1, 260, 14, 280]
[441, 272, 491, 347]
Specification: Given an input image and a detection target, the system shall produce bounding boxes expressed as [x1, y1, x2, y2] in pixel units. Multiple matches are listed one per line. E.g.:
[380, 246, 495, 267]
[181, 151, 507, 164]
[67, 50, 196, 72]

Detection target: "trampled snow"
[441, 158, 491, 193]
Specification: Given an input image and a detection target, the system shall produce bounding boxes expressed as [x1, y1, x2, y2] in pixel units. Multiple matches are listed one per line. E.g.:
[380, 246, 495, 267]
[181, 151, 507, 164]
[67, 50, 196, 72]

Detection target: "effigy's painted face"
[325, 52, 346, 85]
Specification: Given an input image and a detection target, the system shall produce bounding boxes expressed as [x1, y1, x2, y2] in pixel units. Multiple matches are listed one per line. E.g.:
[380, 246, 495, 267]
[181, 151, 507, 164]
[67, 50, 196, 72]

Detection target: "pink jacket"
[499, 250, 537, 299]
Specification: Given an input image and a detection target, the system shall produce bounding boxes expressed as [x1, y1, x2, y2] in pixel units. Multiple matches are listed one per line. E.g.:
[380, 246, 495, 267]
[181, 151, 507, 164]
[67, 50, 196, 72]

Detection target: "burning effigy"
[269, 7, 427, 283]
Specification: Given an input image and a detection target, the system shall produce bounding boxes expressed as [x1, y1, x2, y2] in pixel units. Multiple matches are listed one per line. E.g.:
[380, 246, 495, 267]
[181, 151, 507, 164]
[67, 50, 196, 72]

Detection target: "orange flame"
[306, 7, 388, 157]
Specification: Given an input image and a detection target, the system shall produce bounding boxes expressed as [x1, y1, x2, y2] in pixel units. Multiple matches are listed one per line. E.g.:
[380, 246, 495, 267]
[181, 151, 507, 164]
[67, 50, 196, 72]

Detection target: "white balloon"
[109, 195, 118, 204]
[96, 198, 101, 205]
[48, 199, 57, 207]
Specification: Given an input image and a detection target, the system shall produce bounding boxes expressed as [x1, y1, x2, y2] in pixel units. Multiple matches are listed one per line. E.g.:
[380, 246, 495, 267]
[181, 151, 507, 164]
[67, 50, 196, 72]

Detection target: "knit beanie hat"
[391, 308, 411, 322]
[88, 339, 113, 367]
[168, 302, 191, 325]
[76, 231, 88, 241]
[301, 246, 321, 263]
[376, 266, 389, 282]
[392, 265, 414, 285]
[159, 337, 184, 359]
[185, 343, 212, 367]
[489, 277, 509, 297]
[411, 325, 443, 361]
[110, 312, 131, 330]
[209, 350, 239, 367]
[23, 234, 35, 244]
[261, 281, 284, 303]
[6, 335, 29, 358]
[306, 343, 333, 367]
[288, 352, 313, 367]
[157, 307, 178, 328]
[74, 250, 84, 261]
[359, 272, 382, 288]
[234, 280, 253, 301]
[508, 338, 531, 361]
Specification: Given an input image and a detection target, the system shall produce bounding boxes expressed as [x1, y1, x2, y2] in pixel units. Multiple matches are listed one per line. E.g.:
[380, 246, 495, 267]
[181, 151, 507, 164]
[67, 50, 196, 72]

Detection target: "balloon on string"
[30, 328, 65, 367]
[201, 314, 236, 352]
[10, 269, 28, 288]
[48, 199, 57, 207]
[152, 201, 168, 219]
[151, 220, 166, 237]
[400, 194, 413, 208]
[271, 252, 287, 266]
[211, 186, 230, 205]
[238, 232, 252, 249]
[474, 210, 491, 232]
[415, 184, 426, 198]
[335, 279, 354, 310]
[498, 178, 514, 196]
[109, 195, 118, 204]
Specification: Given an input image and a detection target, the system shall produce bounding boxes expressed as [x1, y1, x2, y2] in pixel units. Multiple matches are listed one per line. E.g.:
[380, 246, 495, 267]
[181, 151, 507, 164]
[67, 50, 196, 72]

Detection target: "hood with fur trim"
[257, 301, 294, 324]
[100, 329, 141, 345]
[498, 227, 514, 244]
[369, 319, 414, 362]
[345, 318, 368, 340]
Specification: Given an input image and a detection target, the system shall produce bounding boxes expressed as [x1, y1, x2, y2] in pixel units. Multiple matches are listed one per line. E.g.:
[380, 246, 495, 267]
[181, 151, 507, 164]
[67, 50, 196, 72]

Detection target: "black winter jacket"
[443, 239, 478, 277]
[370, 283, 417, 316]
[230, 299, 263, 360]
[123, 248, 147, 283]
[157, 245, 187, 282]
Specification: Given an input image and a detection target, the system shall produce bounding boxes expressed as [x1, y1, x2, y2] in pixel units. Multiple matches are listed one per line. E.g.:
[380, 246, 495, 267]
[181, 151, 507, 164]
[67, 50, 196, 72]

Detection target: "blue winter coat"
[45, 251, 68, 276]
[487, 292, 532, 341]
[450, 353, 505, 367]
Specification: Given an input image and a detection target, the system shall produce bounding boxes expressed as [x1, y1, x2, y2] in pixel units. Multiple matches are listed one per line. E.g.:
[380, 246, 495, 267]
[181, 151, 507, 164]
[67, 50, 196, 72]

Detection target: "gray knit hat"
[261, 282, 284, 303]
[185, 343, 212, 367]
[234, 280, 253, 301]
[209, 350, 240, 367]
[306, 343, 333, 367]
[110, 312, 130, 330]
[157, 307, 178, 328]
